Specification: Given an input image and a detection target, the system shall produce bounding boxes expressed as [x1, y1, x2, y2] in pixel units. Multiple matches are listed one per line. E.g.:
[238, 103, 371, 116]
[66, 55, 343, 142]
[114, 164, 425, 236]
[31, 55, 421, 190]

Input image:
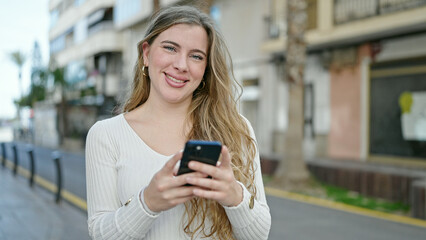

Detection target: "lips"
[165, 73, 188, 88]
[166, 73, 187, 83]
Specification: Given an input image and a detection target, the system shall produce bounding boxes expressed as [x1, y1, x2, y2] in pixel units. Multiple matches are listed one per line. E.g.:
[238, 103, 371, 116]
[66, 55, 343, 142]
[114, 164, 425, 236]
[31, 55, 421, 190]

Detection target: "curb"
[265, 186, 426, 228]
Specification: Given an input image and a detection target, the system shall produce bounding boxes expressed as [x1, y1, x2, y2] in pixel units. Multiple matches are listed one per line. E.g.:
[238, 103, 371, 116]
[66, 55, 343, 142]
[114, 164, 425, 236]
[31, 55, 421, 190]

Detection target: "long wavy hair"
[121, 6, 257, 239]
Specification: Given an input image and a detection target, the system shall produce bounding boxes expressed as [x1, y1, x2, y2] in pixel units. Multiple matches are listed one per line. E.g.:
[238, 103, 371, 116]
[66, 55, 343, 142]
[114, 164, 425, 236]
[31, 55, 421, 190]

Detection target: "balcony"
[114, 0, 181, 29]
[307, 0, 426, 49]
[88, 21, 114, 36]
[49, 0, 115, 41]
[261, 0, 426, 53]
[334, 0, 426, 24]
[54, 29, 123, 66]
[261, 0, 317, 53]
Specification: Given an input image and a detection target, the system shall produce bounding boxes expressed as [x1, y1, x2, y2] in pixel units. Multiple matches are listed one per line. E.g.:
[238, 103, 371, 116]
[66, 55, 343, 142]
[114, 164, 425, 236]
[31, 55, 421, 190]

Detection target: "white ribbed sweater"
[85, 114, 271, 239]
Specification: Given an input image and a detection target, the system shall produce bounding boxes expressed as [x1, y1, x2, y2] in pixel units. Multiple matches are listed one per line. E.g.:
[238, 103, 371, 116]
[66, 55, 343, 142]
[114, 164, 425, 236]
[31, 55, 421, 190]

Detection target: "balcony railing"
[334, 0, 426, 24]
[88, 21, 114, 36]
[264, 0, 317, 40]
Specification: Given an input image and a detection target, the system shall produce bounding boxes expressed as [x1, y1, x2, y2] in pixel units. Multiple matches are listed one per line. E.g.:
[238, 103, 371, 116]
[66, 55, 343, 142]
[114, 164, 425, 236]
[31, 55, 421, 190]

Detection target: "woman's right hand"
[142, 151, 206, 212]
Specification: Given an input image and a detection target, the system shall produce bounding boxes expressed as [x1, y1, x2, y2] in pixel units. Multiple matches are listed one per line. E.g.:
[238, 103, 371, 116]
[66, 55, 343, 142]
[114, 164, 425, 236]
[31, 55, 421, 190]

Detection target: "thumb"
[218, 146, 231, 168]
[163, 151, 183, 173]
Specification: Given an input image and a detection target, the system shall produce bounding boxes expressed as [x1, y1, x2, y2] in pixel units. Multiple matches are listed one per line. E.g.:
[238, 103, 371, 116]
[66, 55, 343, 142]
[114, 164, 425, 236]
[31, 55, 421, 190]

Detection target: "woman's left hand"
[186, 146, 243, 207]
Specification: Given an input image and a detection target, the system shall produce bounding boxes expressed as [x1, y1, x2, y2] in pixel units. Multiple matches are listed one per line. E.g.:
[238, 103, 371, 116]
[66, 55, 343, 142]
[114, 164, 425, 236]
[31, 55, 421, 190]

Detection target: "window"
[50, 9, 59, 29]
[50, 35, 65, 54]
[74, 18, 88, 44]
[114, 0, 142, 26]
[74, 0, 86, 6]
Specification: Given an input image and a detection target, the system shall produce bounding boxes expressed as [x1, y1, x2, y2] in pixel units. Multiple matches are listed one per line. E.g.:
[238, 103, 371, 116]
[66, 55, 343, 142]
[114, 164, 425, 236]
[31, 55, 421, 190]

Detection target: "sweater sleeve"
[223, 117, 271, 240]
[86, 120, 159, 239]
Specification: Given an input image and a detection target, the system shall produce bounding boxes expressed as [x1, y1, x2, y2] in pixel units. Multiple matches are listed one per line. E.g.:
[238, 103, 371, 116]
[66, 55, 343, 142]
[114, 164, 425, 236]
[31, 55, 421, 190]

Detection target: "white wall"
[376, 32, 426, 62]
[33, 101, 60, 148]
[304, 54, 331, 135]
[214, 0, 278, 154]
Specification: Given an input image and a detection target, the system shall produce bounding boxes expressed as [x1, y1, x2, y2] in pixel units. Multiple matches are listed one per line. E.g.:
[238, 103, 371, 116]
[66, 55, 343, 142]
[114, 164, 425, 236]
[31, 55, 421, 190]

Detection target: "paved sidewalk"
[0, 168, 90, 240]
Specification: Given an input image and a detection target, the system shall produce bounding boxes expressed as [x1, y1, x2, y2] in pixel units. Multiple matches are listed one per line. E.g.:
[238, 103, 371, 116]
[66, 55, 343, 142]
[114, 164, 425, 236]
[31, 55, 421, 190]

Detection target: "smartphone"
[177, 140, 222, 176]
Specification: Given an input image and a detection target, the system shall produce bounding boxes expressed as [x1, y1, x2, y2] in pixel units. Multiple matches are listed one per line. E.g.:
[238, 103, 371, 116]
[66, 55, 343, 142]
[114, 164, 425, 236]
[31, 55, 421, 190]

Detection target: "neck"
[138, 96, 192, 126]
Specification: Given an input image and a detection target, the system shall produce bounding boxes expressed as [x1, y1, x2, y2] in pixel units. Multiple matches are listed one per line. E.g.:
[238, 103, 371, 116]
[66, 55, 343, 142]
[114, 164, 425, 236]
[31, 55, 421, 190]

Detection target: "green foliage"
[262, 175, 274, 184]
[264, 174, 410, 215]
[51, 67, 67, 87]
[15, 84, 47, 108]
[80, 86, 97, 97]
[9, 51, 26, 68]
[14, 68, 49, 108]
[323, 184, 410, 214]
[14, 66, 68, 108]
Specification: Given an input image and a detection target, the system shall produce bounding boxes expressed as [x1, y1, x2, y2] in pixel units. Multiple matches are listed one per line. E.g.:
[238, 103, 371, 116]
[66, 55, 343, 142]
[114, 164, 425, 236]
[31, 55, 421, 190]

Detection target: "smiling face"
[142, 24, 209, 106]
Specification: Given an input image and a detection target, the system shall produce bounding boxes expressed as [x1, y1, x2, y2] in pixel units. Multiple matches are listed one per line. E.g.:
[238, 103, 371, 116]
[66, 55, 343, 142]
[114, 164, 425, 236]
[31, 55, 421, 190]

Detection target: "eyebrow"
[160, 40, 207, 57]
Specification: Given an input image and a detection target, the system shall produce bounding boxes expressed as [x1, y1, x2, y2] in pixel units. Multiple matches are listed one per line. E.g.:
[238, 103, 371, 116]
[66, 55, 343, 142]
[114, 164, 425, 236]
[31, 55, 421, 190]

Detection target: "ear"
[142, 41, 150, 66]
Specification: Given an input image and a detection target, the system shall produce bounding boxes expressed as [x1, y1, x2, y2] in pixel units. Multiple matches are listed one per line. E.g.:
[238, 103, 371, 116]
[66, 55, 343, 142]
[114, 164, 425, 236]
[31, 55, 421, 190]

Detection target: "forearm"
[224, 183, 271, 240]
[88, 189, 159, 240]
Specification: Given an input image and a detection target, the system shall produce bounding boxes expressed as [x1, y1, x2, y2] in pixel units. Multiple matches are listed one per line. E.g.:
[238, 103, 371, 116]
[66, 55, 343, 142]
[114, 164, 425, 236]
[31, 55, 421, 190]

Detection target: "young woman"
[86, 5, 271, 240]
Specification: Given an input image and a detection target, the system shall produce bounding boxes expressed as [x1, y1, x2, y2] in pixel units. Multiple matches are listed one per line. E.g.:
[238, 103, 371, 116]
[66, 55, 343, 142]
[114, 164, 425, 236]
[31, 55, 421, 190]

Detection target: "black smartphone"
[177, 140, 222, 176]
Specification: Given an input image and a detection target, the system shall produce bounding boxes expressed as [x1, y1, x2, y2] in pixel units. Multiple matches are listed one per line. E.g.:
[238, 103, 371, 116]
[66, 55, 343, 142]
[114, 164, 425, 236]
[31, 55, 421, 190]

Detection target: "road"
[267, 194, 426, 240]
[2, 141, 86, 200]
[2, 141, 426, 240]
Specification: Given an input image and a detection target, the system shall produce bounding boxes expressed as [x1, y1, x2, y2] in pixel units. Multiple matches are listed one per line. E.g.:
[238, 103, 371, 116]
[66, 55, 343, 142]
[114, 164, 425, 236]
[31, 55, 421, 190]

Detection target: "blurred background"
[1, 0, 426, 239]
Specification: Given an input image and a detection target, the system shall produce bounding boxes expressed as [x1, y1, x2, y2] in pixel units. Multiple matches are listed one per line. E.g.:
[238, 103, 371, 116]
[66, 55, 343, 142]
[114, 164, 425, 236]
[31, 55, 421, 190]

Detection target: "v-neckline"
[120, 113, 174, 159]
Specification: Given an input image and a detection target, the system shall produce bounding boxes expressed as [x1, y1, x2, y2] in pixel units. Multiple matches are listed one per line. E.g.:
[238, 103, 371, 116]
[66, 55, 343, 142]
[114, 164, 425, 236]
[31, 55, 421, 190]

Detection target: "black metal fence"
[1, 142, 63, 203]
[334, 0, 426, 24]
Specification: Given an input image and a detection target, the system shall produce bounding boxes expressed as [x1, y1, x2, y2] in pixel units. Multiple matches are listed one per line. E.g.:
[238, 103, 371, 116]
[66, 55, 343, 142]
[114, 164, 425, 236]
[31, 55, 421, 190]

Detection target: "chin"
[164, 95, 186, 104]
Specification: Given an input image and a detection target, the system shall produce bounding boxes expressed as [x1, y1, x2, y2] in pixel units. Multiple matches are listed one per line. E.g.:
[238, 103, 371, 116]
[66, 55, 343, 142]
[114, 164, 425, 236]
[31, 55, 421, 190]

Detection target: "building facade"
[45, 0, 125, 149]
[45, 0, 426, 166]
[263, 0, 426, 166]
[45, 0, 272, 151]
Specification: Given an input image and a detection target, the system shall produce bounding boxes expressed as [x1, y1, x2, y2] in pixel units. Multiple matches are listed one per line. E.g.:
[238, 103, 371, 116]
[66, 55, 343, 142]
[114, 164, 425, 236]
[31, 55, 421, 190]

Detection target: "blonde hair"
[121, 6, 257, 239]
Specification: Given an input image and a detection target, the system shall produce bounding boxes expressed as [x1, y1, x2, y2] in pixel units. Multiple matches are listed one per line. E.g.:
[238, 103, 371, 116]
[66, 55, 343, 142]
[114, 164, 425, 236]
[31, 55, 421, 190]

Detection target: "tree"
[51, 65, 69, 145]
[9, 51, 27, 118]
[31, 42, 42, 71]
[24, 68, 48, 107]
[153, 0, 160, 12]
[9, 51, 26, 98]
[273, 0, 310, 189]
[198, 0, 214, 13]
[12, 43, 49, 108]
[23, 41, 48, 107]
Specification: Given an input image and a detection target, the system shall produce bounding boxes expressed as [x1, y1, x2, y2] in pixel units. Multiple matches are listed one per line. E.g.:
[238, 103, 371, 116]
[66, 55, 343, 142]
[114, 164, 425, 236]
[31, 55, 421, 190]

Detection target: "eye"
[191, 54, 204, 61]
[163, 45, 176, 52]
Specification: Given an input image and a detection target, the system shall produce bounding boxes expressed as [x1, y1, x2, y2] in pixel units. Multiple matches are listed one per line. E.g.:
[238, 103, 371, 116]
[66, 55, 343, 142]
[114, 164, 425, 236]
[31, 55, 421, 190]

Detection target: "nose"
[173, 53, 188, 72]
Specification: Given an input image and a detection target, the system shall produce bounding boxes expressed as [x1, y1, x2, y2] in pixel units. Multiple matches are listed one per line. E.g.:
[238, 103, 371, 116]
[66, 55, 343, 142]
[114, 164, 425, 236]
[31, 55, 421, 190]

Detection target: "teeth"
[167, 74, 185, 83]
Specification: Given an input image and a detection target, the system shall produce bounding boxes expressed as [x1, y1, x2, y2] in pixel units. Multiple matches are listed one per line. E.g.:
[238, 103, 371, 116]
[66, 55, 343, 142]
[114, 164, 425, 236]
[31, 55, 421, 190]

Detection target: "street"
[2, 141, 426, 240]
[267, 195, 426, 240]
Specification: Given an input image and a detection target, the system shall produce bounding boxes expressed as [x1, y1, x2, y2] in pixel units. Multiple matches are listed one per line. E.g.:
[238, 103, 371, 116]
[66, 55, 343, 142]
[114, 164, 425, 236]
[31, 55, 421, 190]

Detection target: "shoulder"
[87, 114, 124, 140]
[90, 114, 123, 129]
[99, 114, 124, 127]
[239, 114, 251, 126]
[239, 114, 255, 135]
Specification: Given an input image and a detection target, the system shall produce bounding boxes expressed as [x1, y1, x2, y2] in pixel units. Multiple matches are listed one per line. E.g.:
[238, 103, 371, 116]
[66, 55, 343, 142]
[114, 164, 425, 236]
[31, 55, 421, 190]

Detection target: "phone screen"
[177, 140, 222, 176]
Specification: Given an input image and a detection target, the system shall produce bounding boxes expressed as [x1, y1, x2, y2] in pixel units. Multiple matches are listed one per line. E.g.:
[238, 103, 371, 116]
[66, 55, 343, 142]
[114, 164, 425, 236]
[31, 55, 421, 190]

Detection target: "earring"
[198, 81, 206, 90]
[142, 66, 148, 77]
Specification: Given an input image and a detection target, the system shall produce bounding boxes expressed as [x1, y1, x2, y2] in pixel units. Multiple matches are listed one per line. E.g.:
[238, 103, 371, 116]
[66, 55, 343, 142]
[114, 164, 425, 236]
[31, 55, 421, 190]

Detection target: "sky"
[0, 0, 49, 119]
